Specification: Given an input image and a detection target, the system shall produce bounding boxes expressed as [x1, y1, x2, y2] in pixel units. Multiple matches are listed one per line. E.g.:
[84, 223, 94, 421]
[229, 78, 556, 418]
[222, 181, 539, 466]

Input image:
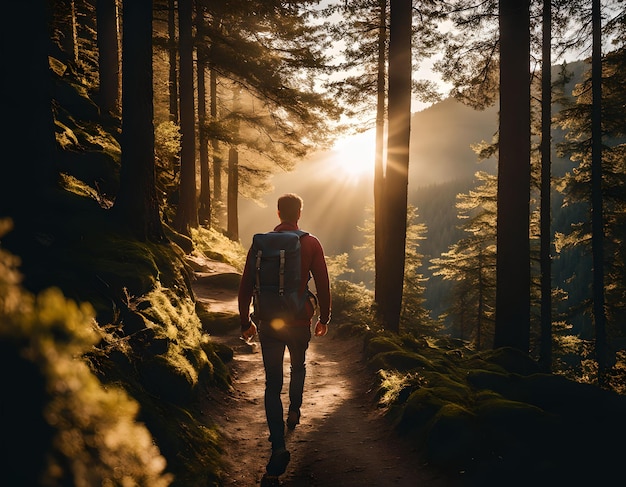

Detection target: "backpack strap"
[279, 249, 286, 296]
[255, 249, 262, 292]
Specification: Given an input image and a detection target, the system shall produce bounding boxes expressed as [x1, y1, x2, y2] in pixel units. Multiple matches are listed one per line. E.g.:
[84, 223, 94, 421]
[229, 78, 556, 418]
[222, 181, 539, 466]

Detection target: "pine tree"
[430, 172, 497, 349]
[114, 0, 165, 242]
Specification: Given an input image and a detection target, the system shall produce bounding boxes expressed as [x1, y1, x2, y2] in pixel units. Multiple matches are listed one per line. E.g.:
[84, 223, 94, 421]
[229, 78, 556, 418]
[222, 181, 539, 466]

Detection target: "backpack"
[250, 230, 312, 323]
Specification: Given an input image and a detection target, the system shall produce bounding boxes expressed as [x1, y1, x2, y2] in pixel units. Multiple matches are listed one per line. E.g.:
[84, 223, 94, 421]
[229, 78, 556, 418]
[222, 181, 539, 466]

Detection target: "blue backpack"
[250, 230, 311, 323]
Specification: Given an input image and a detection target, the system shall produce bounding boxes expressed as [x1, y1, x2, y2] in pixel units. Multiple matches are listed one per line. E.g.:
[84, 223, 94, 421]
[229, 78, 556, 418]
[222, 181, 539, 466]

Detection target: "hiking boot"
[261, 474, 281, 486]
[286, 410, 300, 430]
[266, 446, 290, 476]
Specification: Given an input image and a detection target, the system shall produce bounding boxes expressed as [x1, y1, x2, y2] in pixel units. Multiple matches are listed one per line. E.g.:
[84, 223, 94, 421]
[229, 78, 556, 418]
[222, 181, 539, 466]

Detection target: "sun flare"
[328, 129, 376, 181]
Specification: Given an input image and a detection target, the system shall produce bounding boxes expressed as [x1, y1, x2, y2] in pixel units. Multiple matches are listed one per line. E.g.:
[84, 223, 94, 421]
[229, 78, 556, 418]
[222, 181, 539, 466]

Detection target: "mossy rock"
[334, 322, 370, 338]
[398, 334, 431, 352]
[195, 272, 241, 290]
[57, 149, 119, 196]
[475, 396, 549, 442]
[197, 307, 240, 335]
[396, 387, 450, 434]
[461, 355, 508, 375]
[423, 385, 468, 405]
[466, 369, 512, 395]
[138, 355, 196, 404]
[364, 336, 403, 358]
[472, 396, 555, 478]
[507, 372, 626, 416]
[424, 403, 480, 468]
[478, 347, 541, 376]
[205, 339, 234, 364]
[421, 371, 471, 401]
[368, 350, 434, 372]
[199, 341, 232, 389]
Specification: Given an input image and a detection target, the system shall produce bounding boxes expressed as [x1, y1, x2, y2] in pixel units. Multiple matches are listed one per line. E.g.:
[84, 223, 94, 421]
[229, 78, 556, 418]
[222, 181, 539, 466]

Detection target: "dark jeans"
[259, 322, 311, 449]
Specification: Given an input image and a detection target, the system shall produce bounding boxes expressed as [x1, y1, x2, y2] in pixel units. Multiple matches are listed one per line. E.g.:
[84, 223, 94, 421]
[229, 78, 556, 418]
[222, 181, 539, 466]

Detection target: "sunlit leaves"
[0, 233, 172, 486]
[554, 46, 626, 337]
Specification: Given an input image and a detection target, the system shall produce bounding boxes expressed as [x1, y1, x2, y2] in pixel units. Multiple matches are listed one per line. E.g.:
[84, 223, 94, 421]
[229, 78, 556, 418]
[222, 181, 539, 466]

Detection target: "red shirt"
[238, 222, 331, 327]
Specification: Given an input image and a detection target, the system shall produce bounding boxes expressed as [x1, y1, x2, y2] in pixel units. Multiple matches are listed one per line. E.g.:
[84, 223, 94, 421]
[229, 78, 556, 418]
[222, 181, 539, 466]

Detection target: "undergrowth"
[0, 222, 173, 486]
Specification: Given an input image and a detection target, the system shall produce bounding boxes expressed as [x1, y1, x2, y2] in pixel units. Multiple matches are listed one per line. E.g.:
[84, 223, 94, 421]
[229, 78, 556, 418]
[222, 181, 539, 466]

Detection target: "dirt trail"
[191, 257, 462, 487]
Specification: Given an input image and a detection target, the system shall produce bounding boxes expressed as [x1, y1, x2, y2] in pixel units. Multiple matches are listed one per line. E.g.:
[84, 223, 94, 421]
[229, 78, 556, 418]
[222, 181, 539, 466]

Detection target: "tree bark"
[168, 0, 179, 124]
[173, 0, 199, 236]
[381, 0, 412, 333]
[96, 0, 120, 115]
[196, 1, 211, 226]
[210, 61, 223, 226]
[539, 0, 553, 371]
[227, 86, 241, 241]
[493, 0, 531, 351]
[374, 0, 387, 315]
[115, 0, 165, 242]
[54, 0, 79, 66]
[227, 147, 239, 241]
[590, 0, 607, 376]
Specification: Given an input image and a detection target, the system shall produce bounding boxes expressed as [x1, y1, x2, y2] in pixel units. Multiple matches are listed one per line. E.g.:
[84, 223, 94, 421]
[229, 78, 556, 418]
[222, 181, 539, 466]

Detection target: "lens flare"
[270, 318, 286, 330]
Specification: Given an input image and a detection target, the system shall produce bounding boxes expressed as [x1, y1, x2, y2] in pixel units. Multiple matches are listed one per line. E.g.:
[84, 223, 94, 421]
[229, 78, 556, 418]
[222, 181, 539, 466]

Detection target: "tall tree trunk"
[493, 0, 531, 352]
[96, 0, 120, 115]
[374, 0, 387, 314]
[168, 0, 179, 124]
[115, 0, 165, 242]
[477, 250, 484, 349]
[210, 67, 223, 226]
[227, 147, 239, 241]
[196, 2, 211, 226]
[2, 1, 58, 220]
[227, 86, 241, 241]
[591, 0, 607, 377]
[381, 0, 411, 333]
[54, 0, 79, 66]
[174, 0, 198, 236]
[539, 0, 552, 371]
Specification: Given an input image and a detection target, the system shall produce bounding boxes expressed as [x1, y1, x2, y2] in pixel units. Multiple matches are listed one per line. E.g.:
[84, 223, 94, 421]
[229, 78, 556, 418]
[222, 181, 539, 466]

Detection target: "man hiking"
[238, 193, 332, 486]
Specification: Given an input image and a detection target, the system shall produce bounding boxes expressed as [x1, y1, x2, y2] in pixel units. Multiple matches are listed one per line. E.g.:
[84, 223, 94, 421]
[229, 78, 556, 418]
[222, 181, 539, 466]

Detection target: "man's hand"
[314, 320, 328, 337]
[241, 322, 257, 341]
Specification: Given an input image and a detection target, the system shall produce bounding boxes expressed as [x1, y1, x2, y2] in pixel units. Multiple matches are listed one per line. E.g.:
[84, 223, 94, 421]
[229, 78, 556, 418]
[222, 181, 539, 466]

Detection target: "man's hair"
[277, 193, 303, 222]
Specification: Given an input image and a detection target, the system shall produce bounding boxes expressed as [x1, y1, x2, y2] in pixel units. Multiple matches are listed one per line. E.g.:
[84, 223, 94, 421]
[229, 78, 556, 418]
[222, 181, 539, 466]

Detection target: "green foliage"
[377, 369, 426, 408]
[368, 350, 435, 373]
[155, 121, 182, 164]
[354, 205, 433, 334]
[365, 336, 404, 356]
[154, 121, 182, 208]
[329, 279, 375, 326]
[190, 227, 246, 271]
[325, 252, 354, 282]
[1, 198, 230, 484]
[429, 171, 497, 349]
[349, 321, 626, 484]
[0, 236, 172, 486]
[553, 47, 626, 350]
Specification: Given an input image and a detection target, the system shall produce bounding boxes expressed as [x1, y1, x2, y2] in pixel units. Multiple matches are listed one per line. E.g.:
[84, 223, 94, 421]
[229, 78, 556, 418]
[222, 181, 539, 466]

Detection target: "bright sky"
[326, 129, 377, 184]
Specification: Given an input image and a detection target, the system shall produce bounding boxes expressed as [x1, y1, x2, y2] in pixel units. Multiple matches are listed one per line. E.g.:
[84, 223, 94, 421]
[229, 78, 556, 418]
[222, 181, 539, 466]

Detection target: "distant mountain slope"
[409, 97, 498, 187]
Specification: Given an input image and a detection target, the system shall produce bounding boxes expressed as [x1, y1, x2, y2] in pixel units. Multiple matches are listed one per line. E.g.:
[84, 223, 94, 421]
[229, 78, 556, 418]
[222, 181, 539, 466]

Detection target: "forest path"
[190, 255, 462, 486]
